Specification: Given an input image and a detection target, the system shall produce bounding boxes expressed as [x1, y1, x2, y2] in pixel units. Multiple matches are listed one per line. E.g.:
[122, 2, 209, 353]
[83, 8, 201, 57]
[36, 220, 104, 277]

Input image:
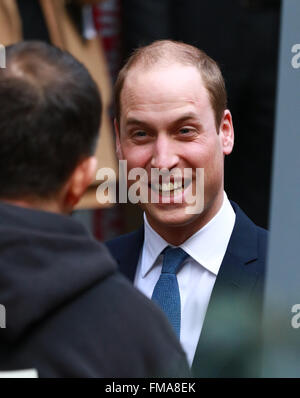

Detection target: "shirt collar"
[141, 192, 236, 277]
[141, 214, 169, 278]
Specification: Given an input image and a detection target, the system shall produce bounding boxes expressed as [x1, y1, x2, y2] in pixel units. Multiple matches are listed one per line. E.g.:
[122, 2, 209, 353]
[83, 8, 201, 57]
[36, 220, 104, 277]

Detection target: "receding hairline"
[118, 59, 210, 117]
[123, 39, 210, 68]
[123, 59, 206, 81]
[115, 40, 227, 129]
[120, 61, 210, 111]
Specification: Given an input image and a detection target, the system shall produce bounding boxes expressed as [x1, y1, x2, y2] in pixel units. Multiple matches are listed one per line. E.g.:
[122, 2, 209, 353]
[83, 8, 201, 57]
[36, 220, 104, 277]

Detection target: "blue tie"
[151, 247, 188, 338]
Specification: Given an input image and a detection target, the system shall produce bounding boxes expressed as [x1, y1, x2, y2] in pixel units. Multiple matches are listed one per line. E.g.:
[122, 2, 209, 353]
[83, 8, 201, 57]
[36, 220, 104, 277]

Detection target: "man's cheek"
[125, 152, 150, 168]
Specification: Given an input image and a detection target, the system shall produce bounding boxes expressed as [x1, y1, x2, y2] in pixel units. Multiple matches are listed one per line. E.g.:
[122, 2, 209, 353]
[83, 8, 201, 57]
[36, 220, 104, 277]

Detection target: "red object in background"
[92, 0, 121, 83]
[93, 206, 125, 242]
[92, 0, 124, 241]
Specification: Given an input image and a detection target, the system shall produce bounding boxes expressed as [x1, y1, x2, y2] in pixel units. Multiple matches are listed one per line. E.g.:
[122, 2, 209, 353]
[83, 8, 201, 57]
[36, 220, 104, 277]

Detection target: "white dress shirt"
[134, 192, 236, 366]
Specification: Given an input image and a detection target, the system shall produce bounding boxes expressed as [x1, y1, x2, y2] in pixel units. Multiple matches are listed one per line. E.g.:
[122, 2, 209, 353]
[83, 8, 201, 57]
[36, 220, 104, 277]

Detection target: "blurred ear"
[62, 156, 97, 212]
[219, 109, 234, 155]
[114, 118, 123, 160]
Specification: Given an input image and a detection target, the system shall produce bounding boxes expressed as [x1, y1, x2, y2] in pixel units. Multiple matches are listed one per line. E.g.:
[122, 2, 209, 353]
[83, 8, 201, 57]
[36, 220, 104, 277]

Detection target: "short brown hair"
[114, 40, 227, 130]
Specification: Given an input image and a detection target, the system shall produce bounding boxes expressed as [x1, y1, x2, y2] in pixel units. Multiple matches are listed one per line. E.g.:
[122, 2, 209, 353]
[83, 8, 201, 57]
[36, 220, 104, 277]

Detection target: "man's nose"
[150, 135, 179, 170]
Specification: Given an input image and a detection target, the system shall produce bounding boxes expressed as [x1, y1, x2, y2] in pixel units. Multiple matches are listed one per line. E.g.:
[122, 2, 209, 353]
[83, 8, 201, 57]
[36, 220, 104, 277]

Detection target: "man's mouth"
[149, 179, 191, 197]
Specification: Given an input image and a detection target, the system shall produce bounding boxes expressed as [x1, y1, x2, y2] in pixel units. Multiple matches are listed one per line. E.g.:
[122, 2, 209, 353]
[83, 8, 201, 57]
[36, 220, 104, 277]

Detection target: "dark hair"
[115, 40, 227, 131]
[0, 41, 101, 200]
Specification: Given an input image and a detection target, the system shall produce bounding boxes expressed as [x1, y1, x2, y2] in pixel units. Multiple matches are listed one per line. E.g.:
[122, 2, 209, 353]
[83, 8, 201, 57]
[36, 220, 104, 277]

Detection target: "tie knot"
[161, 246, 188, 274]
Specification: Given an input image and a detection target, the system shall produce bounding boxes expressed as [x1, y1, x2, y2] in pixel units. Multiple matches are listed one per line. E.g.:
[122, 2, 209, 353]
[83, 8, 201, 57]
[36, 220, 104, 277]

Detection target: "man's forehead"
[121, 63, 208, 111]
[124, 62, 202, 87]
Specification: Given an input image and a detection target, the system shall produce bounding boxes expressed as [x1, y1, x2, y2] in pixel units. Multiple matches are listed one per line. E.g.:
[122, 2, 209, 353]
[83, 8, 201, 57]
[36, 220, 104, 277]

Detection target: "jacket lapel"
[191, 202, 261, 377]
[110, 227, 144, 282]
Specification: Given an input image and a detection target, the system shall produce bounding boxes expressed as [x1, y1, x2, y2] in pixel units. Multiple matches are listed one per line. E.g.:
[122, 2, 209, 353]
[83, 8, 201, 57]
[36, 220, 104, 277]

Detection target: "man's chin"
[144, 203, 199, 228]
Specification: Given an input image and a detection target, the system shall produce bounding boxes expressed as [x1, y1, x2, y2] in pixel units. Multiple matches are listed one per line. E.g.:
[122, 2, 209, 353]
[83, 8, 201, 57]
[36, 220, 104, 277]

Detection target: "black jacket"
[0, 202, 189, 378]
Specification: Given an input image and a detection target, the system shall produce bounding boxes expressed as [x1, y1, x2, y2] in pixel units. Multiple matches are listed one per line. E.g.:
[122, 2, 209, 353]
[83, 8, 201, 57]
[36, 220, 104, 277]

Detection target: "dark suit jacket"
[106, 202, 268, 377]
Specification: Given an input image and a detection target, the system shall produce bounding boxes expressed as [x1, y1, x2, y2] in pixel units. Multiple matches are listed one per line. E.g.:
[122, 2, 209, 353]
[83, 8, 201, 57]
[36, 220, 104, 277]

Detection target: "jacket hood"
[0, 202, 116, 342]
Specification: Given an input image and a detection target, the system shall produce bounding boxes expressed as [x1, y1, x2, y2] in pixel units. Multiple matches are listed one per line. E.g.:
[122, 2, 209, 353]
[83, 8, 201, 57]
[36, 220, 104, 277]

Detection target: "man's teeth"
[153, 182, 183, 192]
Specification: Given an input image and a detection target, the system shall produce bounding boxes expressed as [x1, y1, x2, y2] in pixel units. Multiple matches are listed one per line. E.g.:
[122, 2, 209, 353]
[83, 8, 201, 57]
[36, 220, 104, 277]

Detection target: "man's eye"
[134, 131, 147, 137]
[179, 128, 193, 134]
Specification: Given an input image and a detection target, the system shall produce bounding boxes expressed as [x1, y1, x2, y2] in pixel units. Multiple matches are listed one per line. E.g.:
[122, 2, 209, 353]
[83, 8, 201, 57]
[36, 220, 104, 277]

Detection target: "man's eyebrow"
[125, 118, 148, 127]
[170, 113, 203, 130]
[172, 113, 200, 124]
[125, 113, 203, 129]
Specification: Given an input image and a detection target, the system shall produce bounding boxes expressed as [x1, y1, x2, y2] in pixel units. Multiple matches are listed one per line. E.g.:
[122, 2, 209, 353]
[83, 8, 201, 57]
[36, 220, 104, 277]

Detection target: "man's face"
[116, 63, 234, 236]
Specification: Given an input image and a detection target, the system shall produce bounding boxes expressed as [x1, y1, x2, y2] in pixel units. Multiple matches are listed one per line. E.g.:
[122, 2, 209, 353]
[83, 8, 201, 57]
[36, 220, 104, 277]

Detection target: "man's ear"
[114, 118, 123, 160]
[63, 156, 98, 211]
[219, 109, 234, 155]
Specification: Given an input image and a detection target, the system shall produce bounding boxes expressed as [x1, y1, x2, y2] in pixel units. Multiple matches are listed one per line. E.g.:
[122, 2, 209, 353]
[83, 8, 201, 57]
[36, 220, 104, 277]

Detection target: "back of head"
[0, 41, 101, 201]
[115, 39, 227, 130]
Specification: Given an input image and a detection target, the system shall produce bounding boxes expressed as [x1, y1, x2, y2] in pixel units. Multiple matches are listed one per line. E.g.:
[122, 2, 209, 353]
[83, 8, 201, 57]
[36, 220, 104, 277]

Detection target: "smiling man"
[106, 40, 268, 377]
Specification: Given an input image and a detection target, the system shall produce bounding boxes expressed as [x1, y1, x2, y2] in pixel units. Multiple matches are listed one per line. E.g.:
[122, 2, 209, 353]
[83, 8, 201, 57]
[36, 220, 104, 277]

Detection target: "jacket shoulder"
[105, 229, 142, 252]
[105, 227, 144, 267]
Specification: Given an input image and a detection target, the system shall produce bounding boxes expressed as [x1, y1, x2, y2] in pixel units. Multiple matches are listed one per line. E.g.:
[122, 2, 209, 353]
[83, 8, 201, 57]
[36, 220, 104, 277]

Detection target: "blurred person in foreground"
[106, 40, 268, 377]
[0, 41, 189, 378]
